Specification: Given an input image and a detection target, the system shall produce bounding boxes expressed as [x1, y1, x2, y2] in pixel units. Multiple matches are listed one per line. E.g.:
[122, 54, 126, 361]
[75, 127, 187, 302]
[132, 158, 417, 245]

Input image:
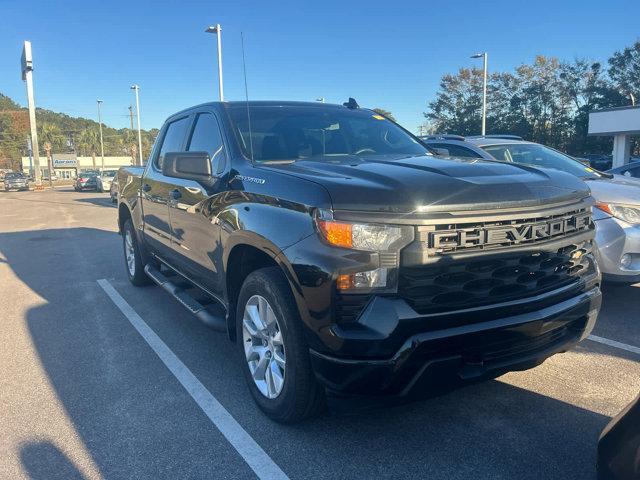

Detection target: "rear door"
[141, 115, 190, 258]
[167, 109, 229, 295]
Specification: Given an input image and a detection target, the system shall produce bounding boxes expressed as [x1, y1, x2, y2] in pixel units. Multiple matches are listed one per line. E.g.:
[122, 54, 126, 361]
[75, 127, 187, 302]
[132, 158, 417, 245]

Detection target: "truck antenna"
[241, 32, 255, 162]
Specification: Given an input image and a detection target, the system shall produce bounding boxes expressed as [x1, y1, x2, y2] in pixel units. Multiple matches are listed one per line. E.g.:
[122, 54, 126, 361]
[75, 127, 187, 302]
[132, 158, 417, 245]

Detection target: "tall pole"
[205, 24, 224, 101]
[97, 100, 105, 172]
[481, 53, 488, 136]
[21, 41, 42, 186]
[131, 85, 143, 165]
[471, 52, 488, 136]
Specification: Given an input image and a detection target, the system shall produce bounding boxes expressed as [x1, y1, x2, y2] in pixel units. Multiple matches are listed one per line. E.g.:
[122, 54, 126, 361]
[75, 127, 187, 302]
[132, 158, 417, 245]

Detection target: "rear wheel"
[236, 267, 325, 423]
[122, 218, 152, 286]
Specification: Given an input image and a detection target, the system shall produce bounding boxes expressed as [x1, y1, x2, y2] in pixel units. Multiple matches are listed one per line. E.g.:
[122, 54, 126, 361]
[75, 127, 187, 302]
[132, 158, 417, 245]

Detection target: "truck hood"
[586, 174, 640, 205]
[263, 155, 590, 213]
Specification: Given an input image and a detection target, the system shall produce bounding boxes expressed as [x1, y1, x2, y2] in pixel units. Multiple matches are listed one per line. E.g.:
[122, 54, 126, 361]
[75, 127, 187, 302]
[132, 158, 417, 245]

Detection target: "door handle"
[170, 189, 182, 200]
[142, 183, 152, 192]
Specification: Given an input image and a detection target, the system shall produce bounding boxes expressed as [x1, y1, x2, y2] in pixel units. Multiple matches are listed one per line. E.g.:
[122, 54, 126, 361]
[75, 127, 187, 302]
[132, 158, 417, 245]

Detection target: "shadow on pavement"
[0, 226, 614, 479]
[20, 441, 87, 480]
[74, 196, 116, 208]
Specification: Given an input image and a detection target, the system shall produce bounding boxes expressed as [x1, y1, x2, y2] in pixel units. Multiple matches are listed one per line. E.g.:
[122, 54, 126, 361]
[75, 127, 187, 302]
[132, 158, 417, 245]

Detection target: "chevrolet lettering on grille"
[429, 211, 592, 250]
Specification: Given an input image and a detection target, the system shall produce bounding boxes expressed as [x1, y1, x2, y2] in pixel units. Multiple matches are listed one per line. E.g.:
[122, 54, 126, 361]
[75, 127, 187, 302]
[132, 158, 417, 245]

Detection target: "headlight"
[315, 210, 405, 251]
[595, 203, 640, 225]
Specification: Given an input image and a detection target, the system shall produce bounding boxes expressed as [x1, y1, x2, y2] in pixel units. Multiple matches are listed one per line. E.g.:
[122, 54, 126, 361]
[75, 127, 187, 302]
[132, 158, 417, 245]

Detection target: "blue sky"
[0, 0, 638, 133]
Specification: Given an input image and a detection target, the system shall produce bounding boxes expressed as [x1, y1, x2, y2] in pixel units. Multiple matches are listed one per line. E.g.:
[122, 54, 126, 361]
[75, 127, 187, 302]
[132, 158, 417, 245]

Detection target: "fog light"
[337, 268, 388, 291]
[621, 253, 632, 268]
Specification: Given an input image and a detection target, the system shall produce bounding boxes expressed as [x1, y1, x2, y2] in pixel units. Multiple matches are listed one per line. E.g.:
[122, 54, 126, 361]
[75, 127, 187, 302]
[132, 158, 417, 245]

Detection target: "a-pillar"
[612, 134, 631, 168]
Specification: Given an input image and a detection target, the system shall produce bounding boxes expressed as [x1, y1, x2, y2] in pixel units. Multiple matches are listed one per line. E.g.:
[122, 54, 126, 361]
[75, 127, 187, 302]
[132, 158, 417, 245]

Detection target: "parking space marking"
[588, 334, 640, 355]
[97, 279, 289, 480]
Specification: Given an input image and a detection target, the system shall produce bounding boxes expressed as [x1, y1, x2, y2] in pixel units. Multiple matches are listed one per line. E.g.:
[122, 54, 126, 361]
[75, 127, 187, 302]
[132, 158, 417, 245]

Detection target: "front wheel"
[236, 267, 325, 423]
[122, 218, 152, 286]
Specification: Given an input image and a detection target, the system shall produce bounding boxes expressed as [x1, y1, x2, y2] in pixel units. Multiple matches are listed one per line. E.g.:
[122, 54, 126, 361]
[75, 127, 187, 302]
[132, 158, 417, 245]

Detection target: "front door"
[141, 115, 190, 258]
[167, 111, 229, 297]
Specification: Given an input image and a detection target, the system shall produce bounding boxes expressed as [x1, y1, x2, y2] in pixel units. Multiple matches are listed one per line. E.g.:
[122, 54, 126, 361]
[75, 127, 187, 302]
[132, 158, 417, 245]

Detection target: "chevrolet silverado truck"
[117, 100, 602, 423]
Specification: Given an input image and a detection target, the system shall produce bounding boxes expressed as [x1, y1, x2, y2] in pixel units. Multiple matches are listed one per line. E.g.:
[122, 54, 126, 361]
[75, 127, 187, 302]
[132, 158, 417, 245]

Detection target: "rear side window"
[431, 143, 482, 158]
[187, 113, 225, 174]
[156, 117, 189, 170]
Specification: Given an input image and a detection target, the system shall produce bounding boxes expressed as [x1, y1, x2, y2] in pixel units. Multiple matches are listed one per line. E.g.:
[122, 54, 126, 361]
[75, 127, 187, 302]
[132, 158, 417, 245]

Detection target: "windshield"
[227, 106, 429, 162]
[101, 170, 117, 178]
[481, 143, 601, 179]
[5, 173, 25, 179]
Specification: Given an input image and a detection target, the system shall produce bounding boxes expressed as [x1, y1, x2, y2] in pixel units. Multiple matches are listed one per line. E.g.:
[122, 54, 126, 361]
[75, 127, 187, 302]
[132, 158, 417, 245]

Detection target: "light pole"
[205, 24, 224, 101]
[21, 41, 42, 187]
[130, 85, 143, 165]
[316, 97, 325, 103]
[96, 99, 105, 172]
[471, 52, 488, 136]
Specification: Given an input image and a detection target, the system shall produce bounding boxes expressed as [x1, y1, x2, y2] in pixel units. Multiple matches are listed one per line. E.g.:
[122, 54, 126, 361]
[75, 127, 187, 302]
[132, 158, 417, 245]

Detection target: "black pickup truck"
[117, 100, 601, 422]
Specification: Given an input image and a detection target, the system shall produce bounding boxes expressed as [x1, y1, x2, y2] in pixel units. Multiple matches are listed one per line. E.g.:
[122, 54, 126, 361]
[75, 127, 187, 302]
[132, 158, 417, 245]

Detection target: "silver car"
[97, 170, 118, 192]
[421, 136, 640, 283]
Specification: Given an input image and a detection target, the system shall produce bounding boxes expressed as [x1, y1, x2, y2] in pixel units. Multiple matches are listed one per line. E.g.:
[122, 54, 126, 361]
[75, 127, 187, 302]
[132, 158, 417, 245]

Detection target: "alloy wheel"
[242, 295, 286, 399]
[124, 230, 136, 276]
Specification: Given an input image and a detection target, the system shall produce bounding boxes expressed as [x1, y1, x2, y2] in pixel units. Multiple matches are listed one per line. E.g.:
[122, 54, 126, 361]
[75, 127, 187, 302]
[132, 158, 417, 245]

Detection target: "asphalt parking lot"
[1, 187, 638, 480]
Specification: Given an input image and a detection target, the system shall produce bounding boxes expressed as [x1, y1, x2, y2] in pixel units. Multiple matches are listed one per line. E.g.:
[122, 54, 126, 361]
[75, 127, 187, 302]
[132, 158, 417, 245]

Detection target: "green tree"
[38, 122, 66, 152]
[424, 67, 484, 135]
[608, 40, 640, 104]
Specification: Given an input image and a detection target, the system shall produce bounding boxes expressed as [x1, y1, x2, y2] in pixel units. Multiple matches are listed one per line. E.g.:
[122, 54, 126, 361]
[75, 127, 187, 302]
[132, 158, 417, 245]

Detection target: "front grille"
[399, 241, 595, 315]
[419, 206, 592, 255]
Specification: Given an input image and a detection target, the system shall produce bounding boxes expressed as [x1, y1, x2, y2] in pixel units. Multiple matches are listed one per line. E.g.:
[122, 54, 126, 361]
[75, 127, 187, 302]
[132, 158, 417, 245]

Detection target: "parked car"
[3, 172, 29, 191]
[109, 175, 118, 203]
[97, 170, 118, 192]
[74, 173, 98, 191]
[117, 101, 602, 423]
[597, 392, 640, 480]
[608, 160, 640, 179]
[42, 173, 59, 181]
[583, 154, 613, 171]
[421, 136, 640, 284]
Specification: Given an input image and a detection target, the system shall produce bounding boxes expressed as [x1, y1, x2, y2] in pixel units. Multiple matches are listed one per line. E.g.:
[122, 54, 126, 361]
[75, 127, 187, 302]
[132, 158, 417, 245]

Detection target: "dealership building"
[21, 153, 134, 178]
[588, 105, 640, 168]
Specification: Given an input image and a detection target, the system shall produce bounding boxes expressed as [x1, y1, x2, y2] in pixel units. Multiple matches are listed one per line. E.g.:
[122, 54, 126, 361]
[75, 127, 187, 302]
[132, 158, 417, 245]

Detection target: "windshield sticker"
[372, 114, 385, 120]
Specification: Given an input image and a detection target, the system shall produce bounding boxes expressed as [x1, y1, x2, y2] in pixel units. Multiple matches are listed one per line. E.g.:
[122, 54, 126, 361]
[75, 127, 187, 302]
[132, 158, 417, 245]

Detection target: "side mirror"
[433, 147, 450, 156]
[162, 151, 213, 184]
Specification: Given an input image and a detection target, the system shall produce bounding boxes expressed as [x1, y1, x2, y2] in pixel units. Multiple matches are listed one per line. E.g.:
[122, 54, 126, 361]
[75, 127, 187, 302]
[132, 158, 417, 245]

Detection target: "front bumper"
[595, 216, 640, 283]
[310, 282, 601, 397]
[5, 182, 28, 189]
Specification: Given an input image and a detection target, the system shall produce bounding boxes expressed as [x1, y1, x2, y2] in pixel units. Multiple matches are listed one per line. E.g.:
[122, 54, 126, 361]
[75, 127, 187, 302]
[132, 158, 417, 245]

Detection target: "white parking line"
[588, 334, 640, 355]
[97, 279, 289, 480]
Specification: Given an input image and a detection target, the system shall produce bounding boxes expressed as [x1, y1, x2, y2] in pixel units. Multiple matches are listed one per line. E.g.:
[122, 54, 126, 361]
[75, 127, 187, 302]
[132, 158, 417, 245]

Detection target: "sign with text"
[53, 158, 77, 167]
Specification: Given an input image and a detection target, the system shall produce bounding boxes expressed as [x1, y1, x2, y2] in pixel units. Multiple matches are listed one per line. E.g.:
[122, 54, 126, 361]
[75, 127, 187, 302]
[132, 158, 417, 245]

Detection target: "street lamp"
[316, 97, 325, 103]
[130, 85, 143, 165]
[471, 52, 488, 136]
[205, 24, 224, 101]
[96, 99, 105, 172]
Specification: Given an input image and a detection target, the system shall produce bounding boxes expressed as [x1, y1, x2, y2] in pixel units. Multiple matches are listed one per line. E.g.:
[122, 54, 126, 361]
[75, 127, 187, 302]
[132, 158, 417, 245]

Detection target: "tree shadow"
[20, 441, 87, 480]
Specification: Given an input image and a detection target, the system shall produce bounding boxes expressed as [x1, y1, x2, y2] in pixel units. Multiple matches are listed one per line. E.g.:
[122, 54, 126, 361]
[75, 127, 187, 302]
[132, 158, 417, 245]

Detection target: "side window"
[155, 117, 189, 170]
[444, 144, 482, 158]
[187, 113, 225, 174]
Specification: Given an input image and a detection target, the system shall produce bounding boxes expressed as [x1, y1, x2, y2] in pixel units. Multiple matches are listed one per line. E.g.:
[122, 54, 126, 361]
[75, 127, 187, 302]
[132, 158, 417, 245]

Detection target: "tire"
[122, 218, 152, 286]
[236, 267, 325, 423]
